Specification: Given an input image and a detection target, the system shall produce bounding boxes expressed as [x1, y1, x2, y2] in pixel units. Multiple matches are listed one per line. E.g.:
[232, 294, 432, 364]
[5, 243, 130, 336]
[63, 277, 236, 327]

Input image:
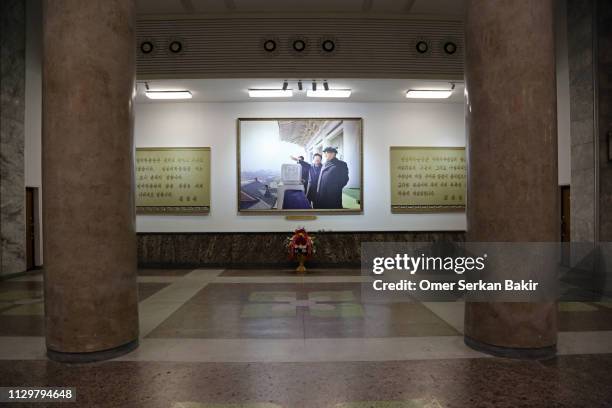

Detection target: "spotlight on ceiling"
[323, 81, 329, 91]
[405, 89, 453, 99]
[248, 89, 293, 98]
[293, 39, 306, 52]
[140, 41, 154, 54]
[443, 41, 457, 55]
[415, 40, 429, 54]
[321, 39, 336, 53]
[263, 39, 277, 52]
[169, 40, 183, 53]
[145, 90, 192, 100]
[282, 81, 289, 91]
[298, 80, 303, 91]
[312, 81, 317, 91]
[307, 89, 351, 98]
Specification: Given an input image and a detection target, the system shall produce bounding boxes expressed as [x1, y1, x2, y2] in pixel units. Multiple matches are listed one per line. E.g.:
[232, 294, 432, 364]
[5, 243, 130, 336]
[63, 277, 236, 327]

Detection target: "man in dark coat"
[313, 147, 349, 209]
[290, 155, 312, 191]
[306, 153, 323, 205]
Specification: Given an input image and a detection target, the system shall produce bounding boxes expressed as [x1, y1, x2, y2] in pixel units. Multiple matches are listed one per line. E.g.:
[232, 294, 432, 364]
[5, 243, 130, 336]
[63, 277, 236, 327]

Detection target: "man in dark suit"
[290, 155, 312, 191]
[306, 153, 323, 205]
[313, 147, 349, 209]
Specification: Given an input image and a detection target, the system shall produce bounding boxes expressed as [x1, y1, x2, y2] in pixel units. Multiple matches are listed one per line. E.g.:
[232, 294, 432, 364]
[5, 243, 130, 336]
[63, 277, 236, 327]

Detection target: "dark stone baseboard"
[138, 231, 466, 268]
[0, 267, 43, 281]
[464, 336, 557, 360]
[47, 339, 138, 363]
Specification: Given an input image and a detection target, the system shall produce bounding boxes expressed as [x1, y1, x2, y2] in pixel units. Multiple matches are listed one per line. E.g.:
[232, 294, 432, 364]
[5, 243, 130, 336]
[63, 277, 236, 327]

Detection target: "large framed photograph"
[237, 118, 363, 214]
[136, 147, 211, 214]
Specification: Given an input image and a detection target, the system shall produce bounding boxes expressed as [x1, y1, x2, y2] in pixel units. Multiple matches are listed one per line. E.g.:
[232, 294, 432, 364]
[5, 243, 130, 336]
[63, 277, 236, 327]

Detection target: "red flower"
[287, 228, 316, 260]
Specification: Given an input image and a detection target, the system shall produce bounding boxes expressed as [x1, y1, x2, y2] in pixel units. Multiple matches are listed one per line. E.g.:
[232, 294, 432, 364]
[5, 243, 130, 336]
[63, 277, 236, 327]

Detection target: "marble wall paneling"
[0, 0, 27, 276]
[598, 0, 612, 242]
[137, 231, 466, 268]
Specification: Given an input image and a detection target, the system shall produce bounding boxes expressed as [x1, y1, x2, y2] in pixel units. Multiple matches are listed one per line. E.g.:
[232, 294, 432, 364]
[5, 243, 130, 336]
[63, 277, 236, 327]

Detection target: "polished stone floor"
[0, 268, 611, 407]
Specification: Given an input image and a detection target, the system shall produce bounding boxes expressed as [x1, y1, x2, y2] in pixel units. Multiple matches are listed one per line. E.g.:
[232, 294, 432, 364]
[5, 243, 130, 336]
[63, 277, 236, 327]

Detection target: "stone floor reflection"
[0, 268, 611, 407]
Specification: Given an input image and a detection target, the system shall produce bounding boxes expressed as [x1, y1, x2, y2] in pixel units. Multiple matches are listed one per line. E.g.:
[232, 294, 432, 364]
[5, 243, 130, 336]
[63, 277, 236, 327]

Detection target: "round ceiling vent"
[263, 39, 277, 53]
[321, 39, 336, 53]
[139, 41, 154, 54]
[169, 40, 183, 54]
[415, 40, 429, 54]
[292, 39, 307, 52]
[443, 41, 458, 55]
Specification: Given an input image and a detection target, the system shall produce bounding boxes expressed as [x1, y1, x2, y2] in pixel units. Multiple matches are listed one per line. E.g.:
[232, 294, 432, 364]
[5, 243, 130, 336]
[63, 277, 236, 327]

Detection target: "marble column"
[0, 0, 27, 277]
[598, 0, 612, 242]
[43, 0, 139, 362]
[464, 0, 558, 358]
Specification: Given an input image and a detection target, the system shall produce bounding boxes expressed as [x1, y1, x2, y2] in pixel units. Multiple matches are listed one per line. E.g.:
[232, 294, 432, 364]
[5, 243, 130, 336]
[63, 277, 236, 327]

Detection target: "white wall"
[556, 0, 571, 186]
[24, 0, 43, 264]
[135, 101, 467, 232]
[21, 0, 572, 240]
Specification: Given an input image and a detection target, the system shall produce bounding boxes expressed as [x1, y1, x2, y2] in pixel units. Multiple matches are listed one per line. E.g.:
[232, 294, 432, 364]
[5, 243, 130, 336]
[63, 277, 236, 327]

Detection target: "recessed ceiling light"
[248, 89, 293, 98]
[415, 41, 429, 54]
[140, 41, 154, 54]
[406, 89, 453, 99]
[321, 39, 336, 53]
[263, 39, 277, 52]
[443, 41, 458, 55]
[169, 41, 183, 53]
[292, 39, 306, 52]
[307, 89, 351, 98]
[145, 91, 192, 100]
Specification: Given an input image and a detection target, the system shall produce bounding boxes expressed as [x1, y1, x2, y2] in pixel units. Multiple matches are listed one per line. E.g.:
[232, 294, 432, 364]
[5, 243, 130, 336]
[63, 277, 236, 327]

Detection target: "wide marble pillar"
[464, 0, 558, 358]
[42, 0, 139, 362]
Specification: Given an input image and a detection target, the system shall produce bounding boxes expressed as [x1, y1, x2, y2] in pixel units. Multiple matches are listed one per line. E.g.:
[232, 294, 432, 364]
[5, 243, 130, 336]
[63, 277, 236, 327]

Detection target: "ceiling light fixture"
[405, 89, 453, 99]
[263, 39, 277, 52]
[169, 40, 183, 53]
[312, 81, 317, 91]
[298, 80, 303, 91]
[406, 84, 455, 99]
[307, 89, 351, 98]
[321, 39, 336, 53]
[248, 89, 293, 98]
[415, 40, 429, 54]
[293, 39, 306, 52]
[323, 81, 329, 91]
[145, 90, 192, 100]
[140, 41, 154, 54]
[282, 81, 289, 91]
[443, 41, 458, 55]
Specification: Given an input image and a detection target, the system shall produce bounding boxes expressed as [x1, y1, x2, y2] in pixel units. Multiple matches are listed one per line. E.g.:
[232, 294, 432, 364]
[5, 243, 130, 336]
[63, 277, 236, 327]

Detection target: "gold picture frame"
[136, 147, 211, 215]
[390, 146, 466, 213]
[237, 118, 364, 215]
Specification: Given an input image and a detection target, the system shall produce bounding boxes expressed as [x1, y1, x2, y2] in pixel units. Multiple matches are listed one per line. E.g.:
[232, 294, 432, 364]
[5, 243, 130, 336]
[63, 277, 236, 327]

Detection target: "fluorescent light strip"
[145, 90, 192, 100]
[306, 89, 351, 98]
[406, 90, 453, 99]
[248, 89, 293, 98]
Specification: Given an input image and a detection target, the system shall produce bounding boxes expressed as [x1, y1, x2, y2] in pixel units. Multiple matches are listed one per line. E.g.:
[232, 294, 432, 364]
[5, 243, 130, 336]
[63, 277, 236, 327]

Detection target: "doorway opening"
[560, 185, 570, 266]
[25, 187, 40, 270]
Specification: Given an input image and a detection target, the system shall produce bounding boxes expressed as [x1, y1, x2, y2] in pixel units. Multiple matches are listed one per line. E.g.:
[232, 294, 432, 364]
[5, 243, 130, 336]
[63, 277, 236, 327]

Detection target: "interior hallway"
[1, 268, 611, 407]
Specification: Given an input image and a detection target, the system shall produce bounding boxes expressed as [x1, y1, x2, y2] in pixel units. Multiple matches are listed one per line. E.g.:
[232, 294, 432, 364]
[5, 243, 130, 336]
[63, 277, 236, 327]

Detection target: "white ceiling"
[136, 0, 465, 17]
[135, 78, 465, 104]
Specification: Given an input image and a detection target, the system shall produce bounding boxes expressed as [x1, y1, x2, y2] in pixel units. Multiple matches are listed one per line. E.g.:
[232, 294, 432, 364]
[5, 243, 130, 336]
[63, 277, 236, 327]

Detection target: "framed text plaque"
[136, 147, 211, 214]
[390, 146, 466, 213]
